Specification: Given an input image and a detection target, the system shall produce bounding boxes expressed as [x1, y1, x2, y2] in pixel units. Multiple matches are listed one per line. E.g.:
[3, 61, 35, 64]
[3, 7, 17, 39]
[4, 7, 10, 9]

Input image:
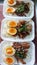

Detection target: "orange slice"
[7, 28, 17, 35]
[7, 21, 17, 27]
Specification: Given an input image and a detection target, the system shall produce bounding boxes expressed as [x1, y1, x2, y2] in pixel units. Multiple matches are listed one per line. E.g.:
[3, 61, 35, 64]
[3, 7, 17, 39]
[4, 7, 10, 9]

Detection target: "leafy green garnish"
[16, 4, 25, 13]
[15, 51, 26, 59]
[18, 25, 27, 32]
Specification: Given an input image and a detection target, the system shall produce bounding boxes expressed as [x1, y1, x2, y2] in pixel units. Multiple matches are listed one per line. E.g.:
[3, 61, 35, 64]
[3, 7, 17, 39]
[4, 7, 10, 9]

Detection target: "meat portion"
[18, 32, 29, 38]
[24, 3, 30, 13]
[12, 42, 30, 64]
[21, 42, 30, 49]
[15, 1, 30, 16]
[26, 24, 32, 33]
[17, 20, 26, 28]
[13, 42, 30, 49]
[15, 55, 26, 64]
[13, 42, 22, 49]
[16, 20, 32, 38]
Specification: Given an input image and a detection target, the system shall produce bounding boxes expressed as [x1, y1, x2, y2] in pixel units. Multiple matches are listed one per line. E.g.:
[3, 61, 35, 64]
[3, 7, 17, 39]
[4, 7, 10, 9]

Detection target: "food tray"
[0, 41, 35, 65]
[1, 17, 35, 42]
[3, 0, 34, 20]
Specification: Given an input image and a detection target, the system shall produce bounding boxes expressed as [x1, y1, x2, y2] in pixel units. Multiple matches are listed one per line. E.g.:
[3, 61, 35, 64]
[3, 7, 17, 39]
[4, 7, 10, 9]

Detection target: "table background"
[0, 1, 37, 65]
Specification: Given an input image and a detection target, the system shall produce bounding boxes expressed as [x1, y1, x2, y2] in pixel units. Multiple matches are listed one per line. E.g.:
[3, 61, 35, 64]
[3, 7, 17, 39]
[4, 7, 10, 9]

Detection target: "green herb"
[16, 4, 25, 13]
[15, 51, 27, 59]
[18, 25, 27, 32]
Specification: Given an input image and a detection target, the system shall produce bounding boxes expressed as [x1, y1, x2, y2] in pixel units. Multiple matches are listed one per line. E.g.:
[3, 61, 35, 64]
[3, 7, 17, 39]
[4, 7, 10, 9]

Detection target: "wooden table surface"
[0, 4, 37, 64]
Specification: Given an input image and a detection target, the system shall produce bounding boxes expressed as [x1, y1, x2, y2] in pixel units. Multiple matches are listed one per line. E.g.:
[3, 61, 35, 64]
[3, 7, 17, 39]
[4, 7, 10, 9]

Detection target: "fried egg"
[7, 28, 17, 36]
[8, 0, 16, 6]
[6, 7, 15, 14]
[7, 21, 17, 27]
[4, 57, 15, 65]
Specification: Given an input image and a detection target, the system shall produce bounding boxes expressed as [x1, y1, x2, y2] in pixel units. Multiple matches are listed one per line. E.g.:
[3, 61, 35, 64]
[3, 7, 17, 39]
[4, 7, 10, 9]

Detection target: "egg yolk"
[8, 28, 17, 35]
[8, 0, 14, 4]
[6, 58, 13, 64]
[7, 8, 13, 13]
[9, 28, 15, 33]
[6, 47, 13, 54]
[8, 21, 17, 27]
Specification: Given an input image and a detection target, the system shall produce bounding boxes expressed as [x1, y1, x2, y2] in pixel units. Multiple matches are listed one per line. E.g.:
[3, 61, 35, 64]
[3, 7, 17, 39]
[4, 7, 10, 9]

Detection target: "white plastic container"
[1, 17, 35, 42]
[3, 0, 34, 20]
[0, 41, 35, 65]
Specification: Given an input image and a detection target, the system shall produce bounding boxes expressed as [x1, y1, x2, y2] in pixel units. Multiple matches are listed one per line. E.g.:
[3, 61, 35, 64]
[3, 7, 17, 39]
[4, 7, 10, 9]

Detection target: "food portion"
[7, 28, 17, 36]
[6, 0, 30, 16]
[8, 0, 16, 6]
[7, 21, 17, 27]
[8, 0, 14, 4]
[12, 42, 30, 64]
[3, 42, 30, 64]
[15, 2, 29, 16]
[4, 57, 15, 65]
[17, 20, 32, 38]
[6, 7, 15, 14]
[4, 46, 15, 56]
[4, 20, 32, 38]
